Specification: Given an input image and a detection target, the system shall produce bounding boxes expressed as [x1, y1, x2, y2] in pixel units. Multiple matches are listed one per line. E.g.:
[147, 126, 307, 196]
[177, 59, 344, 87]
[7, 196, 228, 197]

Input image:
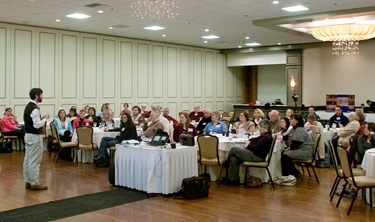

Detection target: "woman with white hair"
[334, 112, 360, 148]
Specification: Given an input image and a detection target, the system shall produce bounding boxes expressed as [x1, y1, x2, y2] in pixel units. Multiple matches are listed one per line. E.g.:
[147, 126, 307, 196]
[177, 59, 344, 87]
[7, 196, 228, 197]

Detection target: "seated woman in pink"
[1, 107, 25, 138]
[173, 112, 197, 142]
[72, 109, 91, 130]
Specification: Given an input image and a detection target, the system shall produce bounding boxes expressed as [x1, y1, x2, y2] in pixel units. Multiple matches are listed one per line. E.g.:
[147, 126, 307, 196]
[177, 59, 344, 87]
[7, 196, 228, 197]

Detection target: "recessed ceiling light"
[204, 29, 210, 32]
[201, 35, 219, 39]
[109, 27, 113, 29]
[238, 46, 242, 48]
[204, 41, 208, 43]
[282, 5, 309, 12]
[144, 26, 165, 31]
[273, 1, 279, 4]
[245, 42, 261, 46]
[56, 19, 60, 22]
[66, 13, 90, 19]
[278, 43, 281, 45]
[98, 10, 104, 13]
[245, 36, 250, 40]
[162, 34, 166, 37]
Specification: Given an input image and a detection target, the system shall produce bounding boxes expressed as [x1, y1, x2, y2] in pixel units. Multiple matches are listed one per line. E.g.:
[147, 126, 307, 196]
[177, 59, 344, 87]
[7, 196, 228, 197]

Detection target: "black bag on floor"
[0, 140, 13, 153]
[181, 176, 210, 199]
[108, 158, 115, 185]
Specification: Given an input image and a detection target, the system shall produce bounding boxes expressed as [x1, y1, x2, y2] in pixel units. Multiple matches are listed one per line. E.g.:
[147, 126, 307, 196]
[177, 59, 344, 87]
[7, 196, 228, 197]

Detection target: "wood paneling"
[82, 36, 97, 98]
[152, 45, 163, 98]
[38, 31, 56, 98]
[0, 26, 7, 98]
[167, 47, 177, 98]
[14, 28, 32, 98]
[120, 41, 133, 98]
[61, 34, 77, 98]
[216, 54, 224, 98]
[102, 39, 116, 98]
[193, 50, 202, 98]
[180, 49, 190, 98]
[205, 51, 213, 98]
[137, 43, 148, 98]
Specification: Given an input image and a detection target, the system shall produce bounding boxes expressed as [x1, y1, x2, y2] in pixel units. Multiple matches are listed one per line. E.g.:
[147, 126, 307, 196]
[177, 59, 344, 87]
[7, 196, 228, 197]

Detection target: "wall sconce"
[290, 75, 296, 92]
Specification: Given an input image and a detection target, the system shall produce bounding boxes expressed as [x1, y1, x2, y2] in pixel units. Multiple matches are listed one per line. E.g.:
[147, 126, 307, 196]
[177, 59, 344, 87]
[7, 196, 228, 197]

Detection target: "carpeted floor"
[0, 188, 152, 222]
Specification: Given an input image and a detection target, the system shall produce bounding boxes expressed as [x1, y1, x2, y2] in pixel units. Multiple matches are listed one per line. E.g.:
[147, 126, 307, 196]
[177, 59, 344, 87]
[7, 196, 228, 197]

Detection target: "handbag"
[179, 134, 194, 146]
[246, 176, 263, 188]
[181, 176, 210, 199]
[274, 175, 297, 186]
[0, 139, 13, 153]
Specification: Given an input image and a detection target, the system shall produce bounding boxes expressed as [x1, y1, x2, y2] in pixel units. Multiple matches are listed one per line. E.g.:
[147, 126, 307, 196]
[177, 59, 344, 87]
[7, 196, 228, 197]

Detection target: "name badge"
[216, 125, 221, 128]
[188, 128, 193, 132]
[195, 113, 198, 116]
[203, 123, 206, 125]
[121, 128, 125, 131]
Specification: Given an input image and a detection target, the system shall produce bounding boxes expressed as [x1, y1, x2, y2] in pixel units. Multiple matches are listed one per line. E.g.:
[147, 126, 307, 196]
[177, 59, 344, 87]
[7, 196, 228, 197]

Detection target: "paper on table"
[122, 139, 140, 144]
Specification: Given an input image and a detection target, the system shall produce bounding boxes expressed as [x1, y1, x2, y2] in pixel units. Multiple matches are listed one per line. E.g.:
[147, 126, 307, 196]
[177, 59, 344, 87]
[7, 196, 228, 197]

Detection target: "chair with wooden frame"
[291, 133, 321, 184]
[50, 122, 78, 163]
[197, 134, 225, 187]
[336, 147, 375, 215]
[0, 119, 21, 151]
[242, 137, 276, 189]
[76, 126, 98, 166]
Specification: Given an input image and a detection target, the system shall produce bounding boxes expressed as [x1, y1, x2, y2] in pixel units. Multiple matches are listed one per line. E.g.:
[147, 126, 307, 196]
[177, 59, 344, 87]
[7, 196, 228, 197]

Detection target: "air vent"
[85, 3, 105, 8]
[112, 25, 131, 28]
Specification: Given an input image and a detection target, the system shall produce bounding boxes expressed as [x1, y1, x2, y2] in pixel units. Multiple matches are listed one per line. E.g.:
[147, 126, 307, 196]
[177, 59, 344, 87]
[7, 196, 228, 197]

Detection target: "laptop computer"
[149, 134, 169, 146]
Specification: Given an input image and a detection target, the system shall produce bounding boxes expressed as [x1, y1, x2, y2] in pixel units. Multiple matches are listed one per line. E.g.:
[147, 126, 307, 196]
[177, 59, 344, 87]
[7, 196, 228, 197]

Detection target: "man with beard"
[23, 88, 50, 190]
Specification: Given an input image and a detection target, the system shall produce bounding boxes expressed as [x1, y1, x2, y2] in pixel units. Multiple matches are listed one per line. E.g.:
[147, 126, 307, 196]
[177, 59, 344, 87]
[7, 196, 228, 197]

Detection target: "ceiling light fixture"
[98, 10, 104, 13]
[312, 24, 375, 55]
[201, 35, 219, 39]
[144, 25, 165, 30]
[204, 29, 210, 32]
[65, 13, 90, 19]
[273, 1, 279, 5]
[131, 0, 179, 19]
[245, 42, 261, 46]
[282, 5, 309, 12]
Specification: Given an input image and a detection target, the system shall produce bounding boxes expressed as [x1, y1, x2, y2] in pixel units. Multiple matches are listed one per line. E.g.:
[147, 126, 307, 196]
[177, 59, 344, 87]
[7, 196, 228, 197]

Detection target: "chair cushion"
[348, 176, 375, 187]
[243, 161, 268, 167]
[3, 136, 18, 139]
[109, 146, 116, 151]
[79, 143, 98, 150]
[60, 142, 77, 148]
[201, 157, 225, 165]
[338, 168, 366, 177]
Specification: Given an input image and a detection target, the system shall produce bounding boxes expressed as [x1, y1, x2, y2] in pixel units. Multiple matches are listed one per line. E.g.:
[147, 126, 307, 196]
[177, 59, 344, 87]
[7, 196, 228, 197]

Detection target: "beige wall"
[0, 23, 243, 121]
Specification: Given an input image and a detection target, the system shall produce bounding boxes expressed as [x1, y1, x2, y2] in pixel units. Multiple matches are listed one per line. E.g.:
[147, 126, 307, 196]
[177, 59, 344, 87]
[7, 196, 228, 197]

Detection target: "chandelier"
[131, 0, 179, 19]
[312, 24, 375, 55]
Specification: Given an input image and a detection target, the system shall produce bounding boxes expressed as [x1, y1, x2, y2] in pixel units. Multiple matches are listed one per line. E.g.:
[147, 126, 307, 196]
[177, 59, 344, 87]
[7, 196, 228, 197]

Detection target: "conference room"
[1, 0, 375, 221]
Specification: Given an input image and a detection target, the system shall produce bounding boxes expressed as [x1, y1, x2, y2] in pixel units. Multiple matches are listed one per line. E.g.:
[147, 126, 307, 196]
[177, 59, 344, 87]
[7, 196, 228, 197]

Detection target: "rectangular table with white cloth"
[199, 134, 285, 183]
[361, 148, 375, 207]
[71, 127, 120, 163]
[115, 143, 198, 194]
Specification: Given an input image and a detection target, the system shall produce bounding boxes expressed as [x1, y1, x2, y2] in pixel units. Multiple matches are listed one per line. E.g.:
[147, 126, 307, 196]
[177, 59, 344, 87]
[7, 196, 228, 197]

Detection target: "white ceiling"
[0, 0, 374, 49]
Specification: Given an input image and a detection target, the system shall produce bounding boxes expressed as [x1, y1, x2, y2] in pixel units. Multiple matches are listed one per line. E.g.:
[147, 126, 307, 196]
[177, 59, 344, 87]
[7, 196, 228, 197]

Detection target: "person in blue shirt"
[203, 111, 228, 134]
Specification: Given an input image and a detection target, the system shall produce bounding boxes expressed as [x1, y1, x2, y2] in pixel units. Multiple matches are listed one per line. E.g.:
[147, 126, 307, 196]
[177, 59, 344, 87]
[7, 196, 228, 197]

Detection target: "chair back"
[76, 126, 94, 146]
[197, 135, 219, 164]
[222, 120, 230, 129]
[50, 122, 60, 143]
[265, 137, 276, 164]
[337, 147, 354, 183]
[310, 133, 321, 162]
[328, 141, 340, 176]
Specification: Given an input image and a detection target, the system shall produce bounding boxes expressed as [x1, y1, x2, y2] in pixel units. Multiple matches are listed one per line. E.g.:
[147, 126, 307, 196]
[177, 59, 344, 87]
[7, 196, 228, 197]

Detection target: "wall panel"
[216, 54, 224, 98]
[137, 43, 148, 98]
[205, 52, 213, 98]
[38, 31, 56, 98]
[14, 28, 32, 98]
[61, 34, 77, 98]
[120, 41, 133, 98]
[180, 49, 190, 98]
[193, 50, 202, 98]
[167, 47, 177, 98]
[83, 36, 98, 98]
[152, 45, 163, 98]
[102, 39, 116, 98]
[0, 27, 7, 98]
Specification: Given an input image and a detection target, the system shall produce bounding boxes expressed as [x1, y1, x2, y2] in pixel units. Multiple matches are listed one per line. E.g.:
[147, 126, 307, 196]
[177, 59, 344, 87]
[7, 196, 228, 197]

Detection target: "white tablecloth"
[365, 113, 375, 123]
[198, 134, 284, 182]
[361, 148, 375, 207]
[115, 143, 198, 194]
[72, 127, 120, 163]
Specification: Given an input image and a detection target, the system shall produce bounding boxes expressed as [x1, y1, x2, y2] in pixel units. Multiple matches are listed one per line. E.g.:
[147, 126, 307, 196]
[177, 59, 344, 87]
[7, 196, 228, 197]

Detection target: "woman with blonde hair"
[101, 109, 114, 127]
[252, 108, 264, 126]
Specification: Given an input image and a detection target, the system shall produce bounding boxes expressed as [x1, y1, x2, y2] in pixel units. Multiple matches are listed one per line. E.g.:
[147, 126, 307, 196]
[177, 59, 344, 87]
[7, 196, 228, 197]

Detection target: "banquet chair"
[291, 133, 321, 184]
[328, 141, 365, 202]
[48, 121, 59, 157]
[0, 119, 21, 151]
[336, 147, 375, 215]
[197, 134, 225, 187]
[76, 126, 98, 166]
[50, 122, 78, 164]
[242, 137, 276, 189]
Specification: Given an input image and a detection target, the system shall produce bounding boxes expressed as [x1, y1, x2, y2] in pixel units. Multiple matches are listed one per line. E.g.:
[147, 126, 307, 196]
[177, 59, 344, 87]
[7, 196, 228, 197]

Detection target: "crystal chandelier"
[312, 24, 375, 55]
[131, 0, 179, 19]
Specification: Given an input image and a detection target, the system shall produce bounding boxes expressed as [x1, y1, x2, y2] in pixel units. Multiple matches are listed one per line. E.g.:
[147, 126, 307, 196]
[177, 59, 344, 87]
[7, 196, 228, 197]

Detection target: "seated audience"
[72, 109, 91, 129]
[163, 107, 178, 126]
[281, 114, 314, 177]
[189, 105, 204, 122]
[86, 107, 101, 126]
[203, 111, 228, 134]
[304, 113, 323, 129]
[276, 117, 291, 142]
[232, 111, 255, 135]
[303, 105, 321, 122]
[54, 109, 73, 142]
[1, 107, 25, 138]
[98, 103, 114, 118]
[367, 100, 375, 113]
[84, 105, 90, 117]
[356, 109, 365, 135]
[334, 112, 360, 148]
[357, 122, 375, 161]
[329, 105, 349, 128]
[252, 108, 264, 126]
[67, 107, 78, 120]
[95, 113, 138, 165]
[131, 106, 145, 126]
[100, 109, 114, 127]
[119, 103, 132, 116]
[285, 109, 293, 119]
[140, 104, 148, 118]
[269, 110, 281, 133]
[223, 119, 273, 185]
[196, 109, 212, 135]
[142, 111, 164, 138]
[173, 112, 197, 142]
